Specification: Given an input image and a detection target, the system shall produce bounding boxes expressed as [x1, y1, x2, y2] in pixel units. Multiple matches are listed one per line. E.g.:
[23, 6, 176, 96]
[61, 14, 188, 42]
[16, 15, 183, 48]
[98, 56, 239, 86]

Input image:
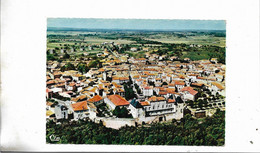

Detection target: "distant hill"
[47, 27, 226, 33]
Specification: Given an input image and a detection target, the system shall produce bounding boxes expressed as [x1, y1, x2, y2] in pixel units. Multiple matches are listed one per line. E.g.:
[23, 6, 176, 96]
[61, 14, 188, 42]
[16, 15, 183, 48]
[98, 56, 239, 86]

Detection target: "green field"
[47, 30, 226, 63]
[47, 36, 135, 49]
[83, 37, 135, 44]
[144, 35, 226, 47]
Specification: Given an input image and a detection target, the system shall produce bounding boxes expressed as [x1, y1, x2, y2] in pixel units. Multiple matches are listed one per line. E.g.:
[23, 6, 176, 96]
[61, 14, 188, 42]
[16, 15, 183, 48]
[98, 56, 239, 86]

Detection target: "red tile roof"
[98, 68, 105, 72]
[69, 82, 76, 86]
[133, 75, 140, 79]
[211, 82, 224, 90]
[119, 77, 129, 81]
[156, 87, 166, 91]
[159, 91, 167, 95]
[168, 99, 175, 103]
[46, 101, 53, 106]
[168, 83, 175, 86]
[197, 76, 206, 80]
[87, 95, 103, 103]
[179, 75, 186, 79]
[138, 58, 146, 61]
[144, 86, 152, 90]
[46, 88, 51, 93]
[191, 82, 204, 87]
[112, 82, 121, 88]
[166, 88, 176, 94]
[140, 101, 150, 106]
[47, 80, 55, 85]
[112, 77, 119, 80]
[72, 101, 88, 111]
[72, 95, 88, 102]
[148, 96, 165, 102]
[174, 80, 185, 86]
[181, 87, 198, 95]
[108, 94, 130, 106]
[46, 76, 51, 81]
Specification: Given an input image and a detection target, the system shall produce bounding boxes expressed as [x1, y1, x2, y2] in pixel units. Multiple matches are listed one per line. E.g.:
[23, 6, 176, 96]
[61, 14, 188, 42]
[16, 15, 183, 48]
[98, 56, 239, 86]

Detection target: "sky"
[47, 18, 226, 31]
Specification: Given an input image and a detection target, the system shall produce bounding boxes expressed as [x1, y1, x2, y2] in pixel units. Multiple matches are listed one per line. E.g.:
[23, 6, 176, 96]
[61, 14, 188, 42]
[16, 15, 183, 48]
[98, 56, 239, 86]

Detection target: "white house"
[130, 47, 138, 52]
[129, 99, 145, 119]
[54, 104, 68, 120]
[174, 80, 185, 92]
[71, 101, 90, 120]
[143, 96, 175, 117]
[51, 87, 63, 93]
[104, 94, 130, 110]
[87, 95, 103, 105]
[180, 86, 198, 101]
[135, 79, 143, 86]
[143, 86, 153, 97]
[139, 96, 184, 121]
[187, 74, 197, 82]
[210, 82, 225, 96]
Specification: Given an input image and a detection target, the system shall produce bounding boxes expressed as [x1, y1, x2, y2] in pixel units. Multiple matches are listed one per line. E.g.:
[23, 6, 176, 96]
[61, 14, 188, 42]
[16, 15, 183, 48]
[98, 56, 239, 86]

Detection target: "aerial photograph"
[46, 18, 226, 145]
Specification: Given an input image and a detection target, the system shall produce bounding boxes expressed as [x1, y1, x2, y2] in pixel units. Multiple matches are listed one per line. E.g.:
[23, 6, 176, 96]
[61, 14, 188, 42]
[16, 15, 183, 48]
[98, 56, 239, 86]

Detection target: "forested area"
[152, 43, 226, 63]
[46, 110, 225, 145]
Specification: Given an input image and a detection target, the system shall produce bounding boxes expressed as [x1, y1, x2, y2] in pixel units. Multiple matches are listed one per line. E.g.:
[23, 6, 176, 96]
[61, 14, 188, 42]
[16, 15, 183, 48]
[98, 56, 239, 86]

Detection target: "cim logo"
[49, 134, 60, 142]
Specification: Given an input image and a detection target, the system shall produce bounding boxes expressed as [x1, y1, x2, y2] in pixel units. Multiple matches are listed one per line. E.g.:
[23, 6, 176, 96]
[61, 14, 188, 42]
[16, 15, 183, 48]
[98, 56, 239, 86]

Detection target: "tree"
[77, 63, 89, 74]
[120, 107, 131, 118]
[46, 109, 225, 145]
[63, 52, 70, 59]
[47, 54, 57, 61]
[88, 60, 100, 68]
[198, 99, 204, 109]
[124, 84, 136, 100]
[61, 62, 75, 72]
[113, 106, 121, 117]
[113, 106, 132, 118]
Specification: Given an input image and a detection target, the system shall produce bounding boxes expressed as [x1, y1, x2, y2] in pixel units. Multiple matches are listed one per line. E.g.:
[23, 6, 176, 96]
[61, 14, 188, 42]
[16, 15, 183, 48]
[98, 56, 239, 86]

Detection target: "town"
[46, 32, 226, 129]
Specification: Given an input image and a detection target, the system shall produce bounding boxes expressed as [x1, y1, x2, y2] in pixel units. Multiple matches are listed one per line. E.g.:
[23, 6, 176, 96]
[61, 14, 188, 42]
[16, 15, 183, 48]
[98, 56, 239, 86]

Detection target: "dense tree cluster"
[96, 103, 110, 117]
[123, 82, 136, 100]
[152, 43, 225, 64]
[88, 60, 102, 68]
[134, 83, 142, 94]
[47, 54, 57, 61]
[46, 110, 225, 145]
[112, 106, 133, 118]
[76, 63, 89, 74]
[61, 62, 76, 72]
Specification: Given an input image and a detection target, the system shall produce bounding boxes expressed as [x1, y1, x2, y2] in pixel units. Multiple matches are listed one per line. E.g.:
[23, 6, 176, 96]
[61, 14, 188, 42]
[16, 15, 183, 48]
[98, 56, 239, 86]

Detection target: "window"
[162, 105, 164, 108]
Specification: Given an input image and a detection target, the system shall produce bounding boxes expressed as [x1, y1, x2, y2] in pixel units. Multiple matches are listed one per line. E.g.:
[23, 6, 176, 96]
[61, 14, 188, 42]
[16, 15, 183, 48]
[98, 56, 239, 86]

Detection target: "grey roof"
[130, 98, 143, 108]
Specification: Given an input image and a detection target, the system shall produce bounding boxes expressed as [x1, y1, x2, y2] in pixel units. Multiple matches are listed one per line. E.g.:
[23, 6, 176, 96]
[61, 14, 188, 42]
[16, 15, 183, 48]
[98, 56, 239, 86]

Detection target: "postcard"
[45, 18, 226, 145]
[1, 0, 260, 152]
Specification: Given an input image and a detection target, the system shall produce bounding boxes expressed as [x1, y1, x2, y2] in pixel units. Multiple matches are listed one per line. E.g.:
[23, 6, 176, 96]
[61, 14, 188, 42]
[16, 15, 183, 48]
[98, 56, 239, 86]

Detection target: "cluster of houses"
[46, 46, 226, 127]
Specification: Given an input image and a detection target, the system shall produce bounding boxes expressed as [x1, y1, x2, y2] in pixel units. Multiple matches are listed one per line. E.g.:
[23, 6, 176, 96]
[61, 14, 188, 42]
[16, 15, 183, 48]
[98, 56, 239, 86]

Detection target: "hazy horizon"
[47, 18, 226, 31]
